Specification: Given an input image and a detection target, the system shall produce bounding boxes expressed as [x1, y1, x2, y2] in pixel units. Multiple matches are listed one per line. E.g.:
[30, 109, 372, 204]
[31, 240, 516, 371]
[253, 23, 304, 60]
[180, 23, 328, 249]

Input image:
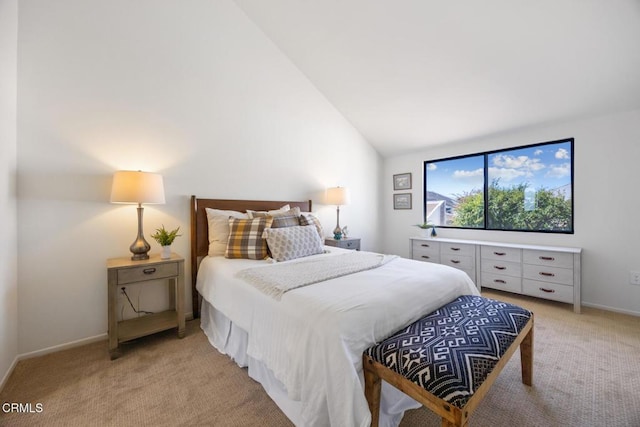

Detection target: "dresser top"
[410, 237, 581, 254]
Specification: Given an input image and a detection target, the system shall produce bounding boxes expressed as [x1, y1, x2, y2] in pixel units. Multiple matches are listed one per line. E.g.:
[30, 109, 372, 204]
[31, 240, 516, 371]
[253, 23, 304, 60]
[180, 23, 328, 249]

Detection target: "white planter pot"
[161, 245, 172, 259]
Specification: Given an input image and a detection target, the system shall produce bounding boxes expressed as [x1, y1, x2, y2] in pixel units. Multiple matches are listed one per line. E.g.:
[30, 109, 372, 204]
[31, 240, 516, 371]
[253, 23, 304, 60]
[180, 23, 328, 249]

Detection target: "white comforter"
[196, 248, 479, 427]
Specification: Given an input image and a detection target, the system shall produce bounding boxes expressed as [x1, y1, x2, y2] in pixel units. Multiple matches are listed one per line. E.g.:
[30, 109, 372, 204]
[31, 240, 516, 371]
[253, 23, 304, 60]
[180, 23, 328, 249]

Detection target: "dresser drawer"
[522, 264, 573, 286]
[441, 254, 474, 271]
[481, 259, 522, 278]
[441, 243, 474, 257]
[481, 272, 522, 293]
[522, 279, 573, 304]
[523, 249, 573, 269]
[481, 246, 521, 263]
[117, 262, 178, 285]
[412, 241, 440, 262]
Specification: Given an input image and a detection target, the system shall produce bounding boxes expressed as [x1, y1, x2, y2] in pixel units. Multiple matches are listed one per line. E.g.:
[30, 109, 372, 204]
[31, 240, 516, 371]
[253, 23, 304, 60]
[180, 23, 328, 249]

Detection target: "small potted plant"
[414, 222, 436, 238]
[151, 225, 181, 259]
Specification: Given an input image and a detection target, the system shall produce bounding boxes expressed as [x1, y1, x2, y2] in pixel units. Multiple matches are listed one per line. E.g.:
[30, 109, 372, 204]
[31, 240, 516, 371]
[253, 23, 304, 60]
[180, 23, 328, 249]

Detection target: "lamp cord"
[121, 287, 154, 315]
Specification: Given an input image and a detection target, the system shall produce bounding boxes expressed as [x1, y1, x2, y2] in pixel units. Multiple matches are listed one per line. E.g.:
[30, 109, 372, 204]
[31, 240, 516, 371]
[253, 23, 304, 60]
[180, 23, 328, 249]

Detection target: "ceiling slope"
[234, 0, 640, 156]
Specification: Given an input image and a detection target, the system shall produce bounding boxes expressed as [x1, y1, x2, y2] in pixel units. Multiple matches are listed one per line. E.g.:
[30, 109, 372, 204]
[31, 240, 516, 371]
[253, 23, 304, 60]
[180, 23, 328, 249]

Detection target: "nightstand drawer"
[117, 262, 178, 285]
[324, 237, 361, 251]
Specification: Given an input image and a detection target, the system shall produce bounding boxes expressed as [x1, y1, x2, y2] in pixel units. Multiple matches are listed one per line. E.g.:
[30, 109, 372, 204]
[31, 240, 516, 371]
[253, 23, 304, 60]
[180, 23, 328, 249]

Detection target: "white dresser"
[410, 237, 582, 313]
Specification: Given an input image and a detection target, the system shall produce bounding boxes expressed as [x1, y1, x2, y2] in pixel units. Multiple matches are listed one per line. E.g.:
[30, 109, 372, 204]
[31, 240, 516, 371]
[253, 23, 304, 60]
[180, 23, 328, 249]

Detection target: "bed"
[190, 196, 480, 427]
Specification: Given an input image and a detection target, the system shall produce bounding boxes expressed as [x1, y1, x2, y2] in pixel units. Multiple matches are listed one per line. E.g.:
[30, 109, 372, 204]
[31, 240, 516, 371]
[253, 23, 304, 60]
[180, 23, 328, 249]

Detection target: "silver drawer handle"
[539, 256, 555, 261]
[450, 260, 460, 264]
[143, 268, 157, 275]
[494, 251, 506, 256]
[421, 244, 430, 248]
[494, 279, 506, 284]
[493, 265, 506, 270]
[421, 255, 430, 259]
[539, 287, 555, 293]
[539, 272, 555, 277]
[450, 247, 460, 251]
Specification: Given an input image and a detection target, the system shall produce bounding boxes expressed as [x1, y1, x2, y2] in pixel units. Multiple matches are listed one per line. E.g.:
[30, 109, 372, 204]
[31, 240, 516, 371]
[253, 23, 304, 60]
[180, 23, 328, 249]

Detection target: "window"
[424, 138, 574, 233]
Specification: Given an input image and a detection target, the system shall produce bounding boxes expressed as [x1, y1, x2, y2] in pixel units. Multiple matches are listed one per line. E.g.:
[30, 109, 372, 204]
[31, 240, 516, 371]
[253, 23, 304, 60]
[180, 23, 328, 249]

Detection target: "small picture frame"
[393, 173, 412, 190]
[393, 193, 412, 210]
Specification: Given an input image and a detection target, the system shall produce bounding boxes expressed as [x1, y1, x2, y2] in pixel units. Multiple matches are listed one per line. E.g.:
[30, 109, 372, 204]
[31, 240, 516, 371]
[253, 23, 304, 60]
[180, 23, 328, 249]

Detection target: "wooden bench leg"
[520, 324, 534, 386]
[363, 356, 382, 427]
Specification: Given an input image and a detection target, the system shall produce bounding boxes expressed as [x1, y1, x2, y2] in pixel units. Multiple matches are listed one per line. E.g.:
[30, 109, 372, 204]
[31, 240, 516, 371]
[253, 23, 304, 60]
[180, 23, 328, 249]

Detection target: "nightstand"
[324, 237, 361, 251]
[107, 253, 185, 360]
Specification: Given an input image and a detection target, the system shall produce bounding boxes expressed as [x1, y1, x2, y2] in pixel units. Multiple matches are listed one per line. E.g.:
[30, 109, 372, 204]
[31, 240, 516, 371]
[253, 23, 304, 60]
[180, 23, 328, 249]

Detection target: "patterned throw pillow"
[246, 205, 290, 219]
[299, 213, 325, 240]
[253, 207, 301, 228]
[263, 225, 324, 262]
[205, 208, 248, 256]
[225, 217, 274, 259]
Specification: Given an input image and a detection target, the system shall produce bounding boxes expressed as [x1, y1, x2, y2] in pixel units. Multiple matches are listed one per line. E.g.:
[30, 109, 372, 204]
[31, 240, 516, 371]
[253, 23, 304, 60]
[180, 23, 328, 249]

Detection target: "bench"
[363, 295, 533, 427]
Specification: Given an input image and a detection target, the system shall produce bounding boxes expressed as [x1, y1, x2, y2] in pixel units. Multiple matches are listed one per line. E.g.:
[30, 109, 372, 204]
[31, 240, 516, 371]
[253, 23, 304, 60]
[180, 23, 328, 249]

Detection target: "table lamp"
[110, 171, 165, 260]
[326, 186, 350, 240]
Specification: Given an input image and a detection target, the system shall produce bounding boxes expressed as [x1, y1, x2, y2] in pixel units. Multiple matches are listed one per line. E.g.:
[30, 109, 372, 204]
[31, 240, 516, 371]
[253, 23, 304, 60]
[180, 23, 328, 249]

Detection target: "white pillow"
[263, 225, 324, 262]
[205, 208, 248, 256]
[246, 204, 290, 219]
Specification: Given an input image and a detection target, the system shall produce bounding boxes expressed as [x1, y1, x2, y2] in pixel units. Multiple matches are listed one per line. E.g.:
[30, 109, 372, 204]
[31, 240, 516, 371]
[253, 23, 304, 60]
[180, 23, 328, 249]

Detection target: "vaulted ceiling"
[234, 0, 640, 156]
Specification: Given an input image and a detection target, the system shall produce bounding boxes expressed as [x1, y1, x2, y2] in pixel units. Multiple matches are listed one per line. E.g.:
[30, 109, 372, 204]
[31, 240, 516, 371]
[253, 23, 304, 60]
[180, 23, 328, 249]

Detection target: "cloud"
[546, 162, 571, 178]
[555, 148, 569, 159]
[453, 168, 483, 179]
[488, 167, 527, 182]
[491, 154, 545, 177]
[534, 149, 543, 156]
[426, 163, 437, 171]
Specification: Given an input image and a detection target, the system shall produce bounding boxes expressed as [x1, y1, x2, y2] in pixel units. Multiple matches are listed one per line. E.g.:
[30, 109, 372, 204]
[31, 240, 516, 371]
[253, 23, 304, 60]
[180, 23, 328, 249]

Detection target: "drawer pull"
[539, 256, 555, 261]
[494, 251, 506, 256]
[493, 265, 506, 270]
[421, 244, 430, 248]
[539, 287, 555, 293]
[494, 279, 506, 284]
[539, 272, 555, 277]
[421, 255, 430, 259]
[450, 247, 461, 251]
[450, 260, 461, 264]
[143, 268, 157, 275]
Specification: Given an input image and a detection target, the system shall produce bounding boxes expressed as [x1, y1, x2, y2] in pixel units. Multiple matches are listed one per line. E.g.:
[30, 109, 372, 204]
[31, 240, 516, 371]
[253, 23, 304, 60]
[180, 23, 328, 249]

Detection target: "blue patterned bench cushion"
[364, 295, 532, 408]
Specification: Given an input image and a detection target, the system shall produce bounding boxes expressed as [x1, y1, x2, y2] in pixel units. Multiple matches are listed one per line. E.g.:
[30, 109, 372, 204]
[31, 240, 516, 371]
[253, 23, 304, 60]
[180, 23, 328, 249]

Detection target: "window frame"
[423, 138, 574, 234]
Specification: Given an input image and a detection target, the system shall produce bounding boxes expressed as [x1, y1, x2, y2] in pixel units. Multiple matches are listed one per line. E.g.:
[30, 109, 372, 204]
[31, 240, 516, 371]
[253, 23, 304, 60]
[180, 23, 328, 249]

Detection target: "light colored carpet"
[1, 289, 639, 427]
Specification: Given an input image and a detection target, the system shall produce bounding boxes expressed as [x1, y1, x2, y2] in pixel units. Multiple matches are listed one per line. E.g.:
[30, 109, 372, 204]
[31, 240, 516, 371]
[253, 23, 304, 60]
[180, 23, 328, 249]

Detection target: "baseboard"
[2, 314, 196, 391]
[0, 355, 19, 392]
[582, 302, 640, 317]
[18, 333, 108, 361]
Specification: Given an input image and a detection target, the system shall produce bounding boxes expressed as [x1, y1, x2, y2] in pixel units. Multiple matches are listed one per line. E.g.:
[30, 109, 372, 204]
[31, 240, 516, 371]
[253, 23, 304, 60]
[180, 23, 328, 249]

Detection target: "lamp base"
[130, 237, 151, 260]
[129, 205, 151, 260]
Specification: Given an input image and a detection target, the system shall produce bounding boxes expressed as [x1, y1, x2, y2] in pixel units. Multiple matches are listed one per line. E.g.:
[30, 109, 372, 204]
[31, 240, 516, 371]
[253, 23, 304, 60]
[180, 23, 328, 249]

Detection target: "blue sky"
[426, 141, 572, 200]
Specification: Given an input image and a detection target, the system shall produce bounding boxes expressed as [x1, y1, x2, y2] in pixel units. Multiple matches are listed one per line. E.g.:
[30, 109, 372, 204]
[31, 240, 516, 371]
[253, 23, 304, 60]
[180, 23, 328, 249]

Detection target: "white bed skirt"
[200, 300, 420, 427]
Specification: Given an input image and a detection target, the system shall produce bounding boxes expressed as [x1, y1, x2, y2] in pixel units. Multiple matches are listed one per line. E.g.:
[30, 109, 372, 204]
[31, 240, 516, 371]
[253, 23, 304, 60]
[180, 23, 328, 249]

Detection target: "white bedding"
[196, 247, 480, 427]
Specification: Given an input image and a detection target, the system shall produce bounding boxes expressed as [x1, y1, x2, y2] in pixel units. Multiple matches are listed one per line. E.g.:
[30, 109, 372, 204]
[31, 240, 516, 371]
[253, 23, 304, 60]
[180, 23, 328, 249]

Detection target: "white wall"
[17, 0, 381, 354]
[0, 0, 19, 387]
[383, 109, 640, 315]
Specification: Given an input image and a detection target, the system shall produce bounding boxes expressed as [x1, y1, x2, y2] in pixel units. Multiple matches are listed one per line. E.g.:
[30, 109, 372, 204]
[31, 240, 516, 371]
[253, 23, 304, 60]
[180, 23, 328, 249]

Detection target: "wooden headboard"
[190, 196, 312, 317]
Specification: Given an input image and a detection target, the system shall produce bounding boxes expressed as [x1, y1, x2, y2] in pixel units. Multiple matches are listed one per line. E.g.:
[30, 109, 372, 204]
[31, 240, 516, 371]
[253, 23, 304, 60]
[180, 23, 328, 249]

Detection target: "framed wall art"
[393, 193, 412, 210]
[393, 173, 412, 190]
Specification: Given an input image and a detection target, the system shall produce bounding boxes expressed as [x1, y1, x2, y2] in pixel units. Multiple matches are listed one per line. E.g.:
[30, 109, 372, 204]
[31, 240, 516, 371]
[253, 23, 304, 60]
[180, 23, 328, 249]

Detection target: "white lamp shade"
[110, 171, 165, 204]
[325, 186, 350, 206]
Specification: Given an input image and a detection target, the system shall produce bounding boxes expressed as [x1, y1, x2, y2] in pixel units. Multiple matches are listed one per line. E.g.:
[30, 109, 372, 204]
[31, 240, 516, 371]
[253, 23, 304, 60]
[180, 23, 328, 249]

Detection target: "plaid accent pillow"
[299, 213, 325, 240]
[225, 216, 274, 259]
[253, 207, 301, 228]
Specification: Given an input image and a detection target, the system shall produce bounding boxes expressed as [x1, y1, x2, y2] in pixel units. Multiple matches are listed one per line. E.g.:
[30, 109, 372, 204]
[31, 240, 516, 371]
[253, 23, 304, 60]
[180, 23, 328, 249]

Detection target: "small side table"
[107, 253, 185, 360]
[324, 237, 361, 251]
